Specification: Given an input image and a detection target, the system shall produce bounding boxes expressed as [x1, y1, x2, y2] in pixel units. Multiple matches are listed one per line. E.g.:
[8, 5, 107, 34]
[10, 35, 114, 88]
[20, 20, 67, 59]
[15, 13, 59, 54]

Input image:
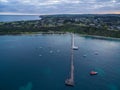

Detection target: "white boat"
[72, 46, 78, 50]
[83, 54, 87, 57]
[94, 52, 98, 55]
[72, 34, 78, 50]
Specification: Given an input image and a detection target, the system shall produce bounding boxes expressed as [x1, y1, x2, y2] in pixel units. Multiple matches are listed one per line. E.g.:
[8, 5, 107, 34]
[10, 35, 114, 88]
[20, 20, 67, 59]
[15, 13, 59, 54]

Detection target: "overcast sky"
[0, 0, 120, 15]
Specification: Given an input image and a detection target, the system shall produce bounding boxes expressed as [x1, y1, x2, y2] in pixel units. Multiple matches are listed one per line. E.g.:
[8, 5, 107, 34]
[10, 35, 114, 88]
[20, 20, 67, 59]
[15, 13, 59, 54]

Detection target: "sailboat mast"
[72, 33, 74, 48]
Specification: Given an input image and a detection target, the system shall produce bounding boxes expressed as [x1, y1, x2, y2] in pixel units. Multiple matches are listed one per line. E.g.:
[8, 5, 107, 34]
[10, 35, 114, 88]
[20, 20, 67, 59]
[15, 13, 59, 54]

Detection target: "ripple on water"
[19, 82, 33, 90]
[95, 67, 105, 77]
[43, 68, 53, 75]
[108, 84, 119, 90]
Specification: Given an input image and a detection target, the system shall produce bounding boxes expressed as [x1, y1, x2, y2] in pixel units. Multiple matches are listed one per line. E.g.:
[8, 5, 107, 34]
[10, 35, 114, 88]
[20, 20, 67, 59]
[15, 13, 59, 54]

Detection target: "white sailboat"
[72, 34, 78, 50]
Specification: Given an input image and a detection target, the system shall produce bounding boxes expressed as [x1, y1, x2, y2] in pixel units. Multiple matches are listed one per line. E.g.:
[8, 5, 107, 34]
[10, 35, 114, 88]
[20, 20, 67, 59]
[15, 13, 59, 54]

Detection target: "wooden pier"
[65, 34, 75, 86]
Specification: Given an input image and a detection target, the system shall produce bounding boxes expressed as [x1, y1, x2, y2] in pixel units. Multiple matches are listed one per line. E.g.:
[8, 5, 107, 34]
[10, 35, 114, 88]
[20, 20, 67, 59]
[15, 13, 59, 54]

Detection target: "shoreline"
[78, 34, 120, 41]
[0, 31, 66, 36]
[0, 31, 120, 41]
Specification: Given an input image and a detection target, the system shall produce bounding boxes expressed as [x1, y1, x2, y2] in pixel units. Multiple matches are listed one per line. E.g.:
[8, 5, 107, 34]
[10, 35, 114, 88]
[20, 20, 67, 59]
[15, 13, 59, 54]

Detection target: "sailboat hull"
[72, 46, 78, 50]
[72, 34, 78, 50]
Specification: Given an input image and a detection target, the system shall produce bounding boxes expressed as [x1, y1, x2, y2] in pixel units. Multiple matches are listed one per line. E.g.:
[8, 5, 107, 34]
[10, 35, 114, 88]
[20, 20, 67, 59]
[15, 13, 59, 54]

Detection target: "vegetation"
[0, 14, 120, 38]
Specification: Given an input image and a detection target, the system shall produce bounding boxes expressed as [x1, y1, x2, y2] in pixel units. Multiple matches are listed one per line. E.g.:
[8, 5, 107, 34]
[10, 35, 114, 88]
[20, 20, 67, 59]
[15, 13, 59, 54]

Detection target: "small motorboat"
[94, 52, 98, 55]
[83, 55, 87, 57]
[90, 71, 98, 75]
[39, 54, 42, 57]
[50, 50, 53, 53]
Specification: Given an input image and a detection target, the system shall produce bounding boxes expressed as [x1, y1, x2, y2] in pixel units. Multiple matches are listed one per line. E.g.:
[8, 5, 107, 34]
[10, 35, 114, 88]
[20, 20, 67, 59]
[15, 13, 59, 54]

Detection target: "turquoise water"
[0, 34, 120, 90]
[0, 15, 40, 22]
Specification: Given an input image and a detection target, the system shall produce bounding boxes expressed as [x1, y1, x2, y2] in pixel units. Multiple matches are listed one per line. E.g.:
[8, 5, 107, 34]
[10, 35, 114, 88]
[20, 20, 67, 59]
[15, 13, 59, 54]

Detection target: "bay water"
[0, 34, 120, 90]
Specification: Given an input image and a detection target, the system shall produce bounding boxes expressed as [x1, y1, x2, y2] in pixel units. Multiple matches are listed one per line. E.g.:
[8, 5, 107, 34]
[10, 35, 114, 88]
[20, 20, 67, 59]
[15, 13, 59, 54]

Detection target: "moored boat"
[90, 71, 98, 75]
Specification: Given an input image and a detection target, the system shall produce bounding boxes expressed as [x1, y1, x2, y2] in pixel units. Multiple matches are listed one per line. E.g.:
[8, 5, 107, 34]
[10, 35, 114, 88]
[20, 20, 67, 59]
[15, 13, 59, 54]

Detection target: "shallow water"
[0, 34, 120, 90]
[0, 15, 39, 22]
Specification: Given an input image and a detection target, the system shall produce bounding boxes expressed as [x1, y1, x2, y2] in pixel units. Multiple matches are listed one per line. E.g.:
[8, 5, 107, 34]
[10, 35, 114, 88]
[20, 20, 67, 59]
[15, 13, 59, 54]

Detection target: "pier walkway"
[65, 34, 75, 86]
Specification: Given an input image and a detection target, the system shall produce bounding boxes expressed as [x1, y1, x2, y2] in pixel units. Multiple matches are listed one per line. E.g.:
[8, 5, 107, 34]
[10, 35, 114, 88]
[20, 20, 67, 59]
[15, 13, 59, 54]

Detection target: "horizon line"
[0, 12, 120, 15]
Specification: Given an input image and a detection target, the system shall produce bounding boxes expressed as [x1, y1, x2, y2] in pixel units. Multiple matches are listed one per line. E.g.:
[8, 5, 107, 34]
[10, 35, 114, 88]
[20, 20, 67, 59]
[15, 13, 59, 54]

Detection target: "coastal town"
[39, 14, 120, 31]
[0, 14, 120, 37]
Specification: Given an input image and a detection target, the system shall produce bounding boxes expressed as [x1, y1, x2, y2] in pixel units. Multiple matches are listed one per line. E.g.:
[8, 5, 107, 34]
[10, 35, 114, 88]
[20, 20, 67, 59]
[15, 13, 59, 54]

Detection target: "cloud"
[0, 0, 8, 3]
[0, 0, 120, 14]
